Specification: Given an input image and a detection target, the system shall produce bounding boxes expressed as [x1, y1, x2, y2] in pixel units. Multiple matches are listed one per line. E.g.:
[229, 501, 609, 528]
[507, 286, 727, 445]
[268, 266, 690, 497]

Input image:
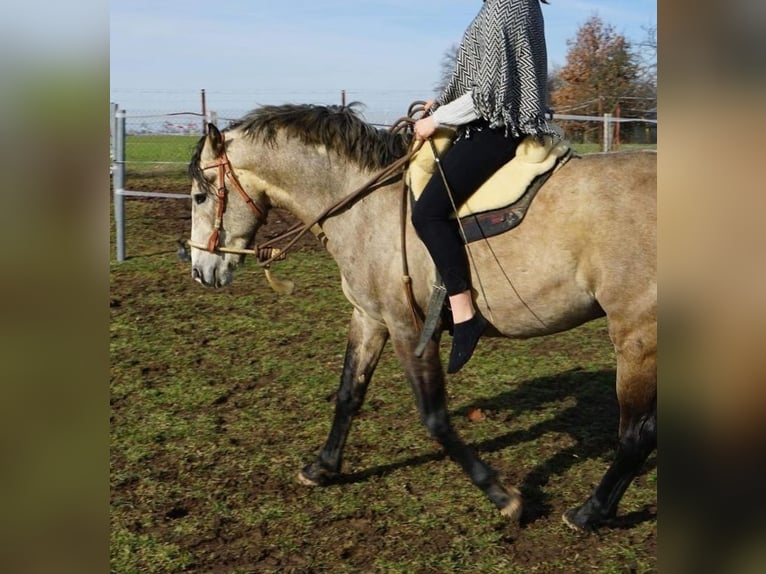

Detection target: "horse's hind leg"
[391, 332, 523, 520]
[298, 308, 388, 486]
[563, 319, 657, 531]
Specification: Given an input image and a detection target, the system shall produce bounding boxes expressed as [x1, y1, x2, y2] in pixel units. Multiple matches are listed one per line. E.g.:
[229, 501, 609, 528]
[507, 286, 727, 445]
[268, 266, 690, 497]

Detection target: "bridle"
[186, 131, 275, 259]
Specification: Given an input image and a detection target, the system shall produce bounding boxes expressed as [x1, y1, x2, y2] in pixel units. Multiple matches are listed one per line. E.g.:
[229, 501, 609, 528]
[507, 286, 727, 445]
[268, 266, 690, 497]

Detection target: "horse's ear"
[206, 123, 225, 156]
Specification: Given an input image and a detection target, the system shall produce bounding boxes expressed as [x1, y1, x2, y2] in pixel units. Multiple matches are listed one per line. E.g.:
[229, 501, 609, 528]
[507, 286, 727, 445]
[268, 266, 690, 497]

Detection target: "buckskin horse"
[186, 103, 656, 531]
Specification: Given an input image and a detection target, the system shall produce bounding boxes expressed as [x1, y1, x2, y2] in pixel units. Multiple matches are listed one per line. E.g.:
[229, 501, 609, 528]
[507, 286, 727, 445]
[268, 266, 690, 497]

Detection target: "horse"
[187, 103, 656, 531]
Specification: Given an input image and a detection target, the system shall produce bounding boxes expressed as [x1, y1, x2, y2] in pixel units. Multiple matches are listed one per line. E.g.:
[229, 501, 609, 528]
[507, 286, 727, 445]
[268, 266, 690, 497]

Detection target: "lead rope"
[388, 105, 429, 329]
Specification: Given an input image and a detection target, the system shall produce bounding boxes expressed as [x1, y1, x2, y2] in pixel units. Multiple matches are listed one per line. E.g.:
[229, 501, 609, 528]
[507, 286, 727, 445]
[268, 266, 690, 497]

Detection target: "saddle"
[407, 128, 573, 356]
[407, 127, 572, 241]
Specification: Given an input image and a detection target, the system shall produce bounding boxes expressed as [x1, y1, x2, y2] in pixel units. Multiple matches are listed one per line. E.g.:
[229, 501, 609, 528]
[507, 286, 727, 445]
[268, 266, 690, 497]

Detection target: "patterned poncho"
[438, 0, 556, 138]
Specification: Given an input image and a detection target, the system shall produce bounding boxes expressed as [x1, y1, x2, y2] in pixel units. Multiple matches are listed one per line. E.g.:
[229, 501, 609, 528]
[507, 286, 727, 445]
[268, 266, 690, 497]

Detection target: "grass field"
[110, 136, 657, 572]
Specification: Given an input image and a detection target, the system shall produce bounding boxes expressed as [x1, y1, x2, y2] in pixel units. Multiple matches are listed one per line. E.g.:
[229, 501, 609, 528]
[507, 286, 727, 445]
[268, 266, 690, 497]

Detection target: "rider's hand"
[414, 116, 437, 140]
[423, 99, 436, 113]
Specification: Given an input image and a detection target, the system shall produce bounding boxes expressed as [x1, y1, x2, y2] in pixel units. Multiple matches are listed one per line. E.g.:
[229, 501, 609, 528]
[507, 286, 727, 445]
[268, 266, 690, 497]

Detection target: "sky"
[110, 0, 656, 124]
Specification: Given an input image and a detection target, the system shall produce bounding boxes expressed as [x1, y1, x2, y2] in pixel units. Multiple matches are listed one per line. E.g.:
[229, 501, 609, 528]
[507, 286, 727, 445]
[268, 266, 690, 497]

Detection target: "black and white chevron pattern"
[439, 0, 555, 138]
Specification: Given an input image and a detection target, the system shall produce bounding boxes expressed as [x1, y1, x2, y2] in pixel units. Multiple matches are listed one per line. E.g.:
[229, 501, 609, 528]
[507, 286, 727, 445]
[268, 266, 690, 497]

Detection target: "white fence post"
[110, 102, 118, 166]
[603, 113, 612, 152]
[113, 109, 127, 261]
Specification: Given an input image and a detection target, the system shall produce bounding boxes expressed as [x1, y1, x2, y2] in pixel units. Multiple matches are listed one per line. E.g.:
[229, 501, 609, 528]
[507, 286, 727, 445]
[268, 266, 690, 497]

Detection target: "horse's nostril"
[192, 267, 201, 280]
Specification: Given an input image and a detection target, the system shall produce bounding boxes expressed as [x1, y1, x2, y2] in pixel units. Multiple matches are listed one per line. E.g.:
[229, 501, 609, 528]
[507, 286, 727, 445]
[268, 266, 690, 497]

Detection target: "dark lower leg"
[397, 337, 517, 512]
[565, 406, 657, 529]
[301, 311, 388, 484]
[424, 405, 517, 511]
[411, 209, 487, 372]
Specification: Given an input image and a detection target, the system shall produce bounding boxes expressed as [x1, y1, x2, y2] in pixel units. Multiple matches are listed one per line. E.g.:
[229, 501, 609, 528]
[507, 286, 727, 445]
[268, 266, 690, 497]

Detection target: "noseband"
[187, 132, 271, 256]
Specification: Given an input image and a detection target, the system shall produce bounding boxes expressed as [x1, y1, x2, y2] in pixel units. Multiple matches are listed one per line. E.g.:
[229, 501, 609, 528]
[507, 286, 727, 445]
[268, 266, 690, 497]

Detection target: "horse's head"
[188, 123, 269, 288]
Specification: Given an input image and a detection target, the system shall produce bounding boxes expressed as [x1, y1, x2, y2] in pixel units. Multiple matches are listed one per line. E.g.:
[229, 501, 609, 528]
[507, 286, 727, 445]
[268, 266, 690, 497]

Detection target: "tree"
[637, 25, 657, 86]
[632, 25, 657, 116]
[434, 43, 459, 95]
[550, 15, 644, 143]
[547, 64, 563, 102]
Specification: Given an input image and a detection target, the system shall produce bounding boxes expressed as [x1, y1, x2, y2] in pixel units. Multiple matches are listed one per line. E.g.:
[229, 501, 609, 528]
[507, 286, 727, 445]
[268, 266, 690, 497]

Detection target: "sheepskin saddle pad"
[408, 128, 572, 242]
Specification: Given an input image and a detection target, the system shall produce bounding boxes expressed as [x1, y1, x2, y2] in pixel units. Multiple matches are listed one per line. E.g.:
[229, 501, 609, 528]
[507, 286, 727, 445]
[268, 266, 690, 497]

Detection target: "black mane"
[230, 103, 412, 171]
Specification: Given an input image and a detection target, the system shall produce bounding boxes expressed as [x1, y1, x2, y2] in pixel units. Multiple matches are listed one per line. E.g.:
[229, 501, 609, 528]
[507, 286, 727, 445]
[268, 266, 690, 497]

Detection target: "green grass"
[121, 136, 200, 187]
[126, 135, 200, 163]
[572, 141, 655, 154]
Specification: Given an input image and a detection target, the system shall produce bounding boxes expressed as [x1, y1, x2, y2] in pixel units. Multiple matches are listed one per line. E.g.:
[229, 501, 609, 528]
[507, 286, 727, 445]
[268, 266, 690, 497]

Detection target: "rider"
[412, 0, 557, 373]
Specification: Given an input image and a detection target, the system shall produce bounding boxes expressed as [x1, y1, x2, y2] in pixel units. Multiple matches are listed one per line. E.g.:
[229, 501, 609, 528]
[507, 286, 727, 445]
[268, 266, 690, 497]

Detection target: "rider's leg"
[412, 124, 520, 372]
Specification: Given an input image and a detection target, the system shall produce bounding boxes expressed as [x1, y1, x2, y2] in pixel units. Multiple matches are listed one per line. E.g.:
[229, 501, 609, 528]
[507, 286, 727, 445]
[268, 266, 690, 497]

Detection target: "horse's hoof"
[562, 507, 595, 532]
[500, 487, 523, 522]
[297, 470, 320, 487]
[298, 461, 337, 486]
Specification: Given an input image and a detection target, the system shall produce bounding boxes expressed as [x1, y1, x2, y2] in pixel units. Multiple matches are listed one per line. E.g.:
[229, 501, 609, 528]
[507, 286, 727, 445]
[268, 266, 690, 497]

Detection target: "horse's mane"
[229, 103, 412, 171]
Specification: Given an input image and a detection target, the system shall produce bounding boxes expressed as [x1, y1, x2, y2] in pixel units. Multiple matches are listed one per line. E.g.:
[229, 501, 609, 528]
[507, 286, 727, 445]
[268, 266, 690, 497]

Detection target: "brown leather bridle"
[187, 132, 270, 256]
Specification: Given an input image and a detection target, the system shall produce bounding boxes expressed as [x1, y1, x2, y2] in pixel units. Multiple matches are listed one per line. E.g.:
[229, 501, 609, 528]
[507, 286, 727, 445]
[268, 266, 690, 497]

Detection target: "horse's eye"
[194, 193, 207, 205]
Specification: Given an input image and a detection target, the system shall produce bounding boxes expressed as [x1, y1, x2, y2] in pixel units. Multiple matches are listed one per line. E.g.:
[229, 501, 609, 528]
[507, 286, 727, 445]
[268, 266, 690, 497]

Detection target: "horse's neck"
[255, 143, 392, 239]
[233, 136, 403, 266]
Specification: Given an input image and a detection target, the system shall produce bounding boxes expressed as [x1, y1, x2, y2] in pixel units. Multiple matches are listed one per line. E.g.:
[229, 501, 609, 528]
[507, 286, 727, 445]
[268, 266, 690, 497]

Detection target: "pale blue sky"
[110, 0, 656, 123]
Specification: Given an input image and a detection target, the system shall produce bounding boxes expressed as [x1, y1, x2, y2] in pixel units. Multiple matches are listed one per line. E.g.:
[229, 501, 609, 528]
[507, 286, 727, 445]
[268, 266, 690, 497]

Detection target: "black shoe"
[447, 311, 488, 374]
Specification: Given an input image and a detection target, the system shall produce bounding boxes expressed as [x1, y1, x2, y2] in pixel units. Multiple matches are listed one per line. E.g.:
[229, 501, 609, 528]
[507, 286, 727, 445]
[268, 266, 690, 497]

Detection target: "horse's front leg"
[298, 308, 388, 486]
[391, 330, 523, 521]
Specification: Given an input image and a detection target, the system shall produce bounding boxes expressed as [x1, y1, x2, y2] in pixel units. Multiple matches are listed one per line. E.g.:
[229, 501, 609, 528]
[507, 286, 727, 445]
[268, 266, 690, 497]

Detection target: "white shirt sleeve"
[431, 91, 480, 127]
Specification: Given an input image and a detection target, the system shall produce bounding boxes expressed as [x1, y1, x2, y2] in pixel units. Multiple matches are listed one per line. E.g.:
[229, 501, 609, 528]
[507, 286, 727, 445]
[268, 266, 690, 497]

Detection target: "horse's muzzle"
[191, 265, 231, 288]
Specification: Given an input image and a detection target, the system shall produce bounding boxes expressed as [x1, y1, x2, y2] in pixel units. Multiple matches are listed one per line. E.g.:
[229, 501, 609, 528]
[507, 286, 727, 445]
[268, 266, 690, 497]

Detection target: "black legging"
[412, 123, 521, 295]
